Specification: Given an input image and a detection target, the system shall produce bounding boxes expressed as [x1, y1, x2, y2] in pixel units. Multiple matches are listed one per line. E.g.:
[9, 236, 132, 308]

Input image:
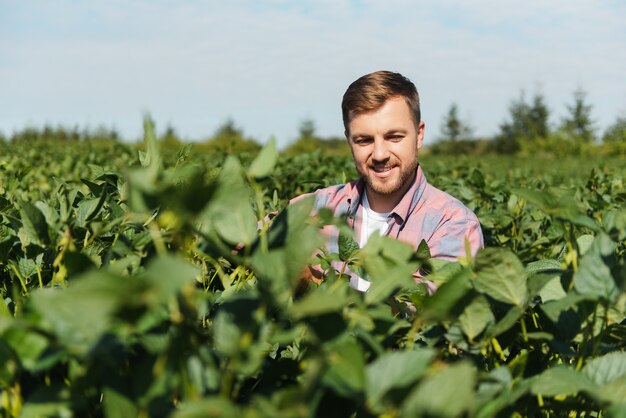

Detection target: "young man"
[294, 70, 483, 291]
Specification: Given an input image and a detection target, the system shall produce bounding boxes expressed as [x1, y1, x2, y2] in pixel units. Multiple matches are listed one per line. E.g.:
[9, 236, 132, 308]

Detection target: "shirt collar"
[350, 165, 428, 225]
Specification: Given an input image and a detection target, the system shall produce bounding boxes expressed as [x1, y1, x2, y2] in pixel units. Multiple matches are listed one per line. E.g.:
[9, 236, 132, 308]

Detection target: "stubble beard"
[359, 158, 419, 198]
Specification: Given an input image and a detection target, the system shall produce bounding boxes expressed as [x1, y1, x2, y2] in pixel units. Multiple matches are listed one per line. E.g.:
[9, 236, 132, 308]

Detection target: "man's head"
[342, 71, 425, 213]
[342, 70, 421, 135]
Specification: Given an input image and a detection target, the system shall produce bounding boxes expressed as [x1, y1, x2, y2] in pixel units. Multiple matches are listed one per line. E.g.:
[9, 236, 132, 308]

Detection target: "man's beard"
[359, 158, 418, 197]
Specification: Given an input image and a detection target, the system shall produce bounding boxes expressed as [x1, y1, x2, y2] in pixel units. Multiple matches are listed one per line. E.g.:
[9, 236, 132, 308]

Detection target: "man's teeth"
[373, 166, 392, 172]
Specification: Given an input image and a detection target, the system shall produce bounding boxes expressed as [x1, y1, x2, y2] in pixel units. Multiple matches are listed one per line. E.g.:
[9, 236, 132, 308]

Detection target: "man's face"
[346, 96, 424, 212]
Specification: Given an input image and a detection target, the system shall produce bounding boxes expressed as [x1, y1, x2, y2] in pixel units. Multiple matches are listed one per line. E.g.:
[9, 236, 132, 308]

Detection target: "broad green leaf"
[583, 351, 626, 386]
[322, 337, 365, 398]
[202, 157, 257, 245]
[576, 234, 595, 256]
[605, 402, 626, 418]
[474, 248, 528, 307]
[458, 294, 495, 341]
[604, 209, 626, 241]
[34, 201, 59, 227]
[0, 339, 17, 386]
[141, 256, 200, 303]
[366, 349, 436, 409]
[525, 259, 562, 276]
[402, 361, 476, 418]
[338, 231, 359, 262]
[17, 257, 38, 279]
[596, 374, 626, 403]
[540, 293, 586, 341]
[422, 268, 472, 321]
[19, 202, 49, 245]
[531, 366, 596, 397]
[247, 137, 277, 178]
[365, 263, 416, 305]
[251, 248, 289, 294]
[537, 276, 567, 302]
[103, 387, 138, 418]
[289, 286, 350, 319]
[76, 194, 105, 227]
[171, 397, 240, 418]
[30, 270, 146, 354]
[360, 234, 418, 304]
[139, 115, 161, 180]
[2, 327, 49, 371]
[574, 232, 619, 302]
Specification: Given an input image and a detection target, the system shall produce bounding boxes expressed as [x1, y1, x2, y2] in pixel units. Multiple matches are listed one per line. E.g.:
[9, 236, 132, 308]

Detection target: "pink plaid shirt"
[291, 165, 483, 287]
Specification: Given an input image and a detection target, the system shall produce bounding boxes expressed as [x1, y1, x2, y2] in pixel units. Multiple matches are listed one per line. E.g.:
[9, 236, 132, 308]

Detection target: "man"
[293, 70, 483, 291]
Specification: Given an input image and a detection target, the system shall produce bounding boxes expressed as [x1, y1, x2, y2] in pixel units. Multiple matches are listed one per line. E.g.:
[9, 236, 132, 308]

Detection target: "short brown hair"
[341, 70, 420, 133]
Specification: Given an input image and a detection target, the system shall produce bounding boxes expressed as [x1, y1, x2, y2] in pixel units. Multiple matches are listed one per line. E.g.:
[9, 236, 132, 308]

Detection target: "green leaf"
[364, 264, 416, 305]
[139, 115, 161, 179]
[338, 231, 359, 262]
[141, 256, 200, 303]
[583, 351, 626, 386]
[402, 361, 476, 418]
[289, 286, 350, 319]
[171, 397, 240, 418]
[422, 268, 472, 321]
[322, 337, 365, 398]
[2, 327, 49, 371]
[76, 195, 105, 227]
[485, 306, 524, 338]
[103, 387, 138, 418]
[574, 232, 619, 302]
[30, 270, 146, 354]
[19, 202, 50, 245]
[0, 339, 18, 386]
[531, 366, 596, 397]
[474, 248, 528, 307]
[458, 294, 495, 341]
[525, 259, 562, 276]
[247, 137, 277, 178]
[202, 157, 257, 245]
[536, 276, 567, 302]
[595, 374, 626, 403]
[366, 349, 436, 409]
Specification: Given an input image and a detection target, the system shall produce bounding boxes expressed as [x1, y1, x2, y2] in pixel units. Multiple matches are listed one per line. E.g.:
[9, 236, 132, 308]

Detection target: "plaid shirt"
[291, 165, 483, 288]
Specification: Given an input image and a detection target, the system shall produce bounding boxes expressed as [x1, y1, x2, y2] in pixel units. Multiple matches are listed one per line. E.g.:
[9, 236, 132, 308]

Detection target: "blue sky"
[1, 0, 625, 147]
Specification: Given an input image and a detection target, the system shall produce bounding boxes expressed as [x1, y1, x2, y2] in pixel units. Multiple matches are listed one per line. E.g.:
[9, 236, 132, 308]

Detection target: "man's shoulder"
[421, 182, 479, 224]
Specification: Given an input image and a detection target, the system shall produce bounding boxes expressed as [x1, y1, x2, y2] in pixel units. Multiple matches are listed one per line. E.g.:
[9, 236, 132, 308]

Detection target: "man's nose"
[371, 138, 390, 162]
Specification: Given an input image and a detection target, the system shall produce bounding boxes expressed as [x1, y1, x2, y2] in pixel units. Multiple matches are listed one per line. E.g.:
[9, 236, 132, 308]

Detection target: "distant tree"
[203, 119, 261, 154]
[560, 88, 595, 143]
[528, 93, 550, 139]
[494, 91, 551, 153]
[602, 115, 626, 143]
[283, 119, 350, 157]
[439, 103, 473, 142]
[161, 124, 183, 148]
[298, 119, 317, 141]
[284, 119, 320, 154]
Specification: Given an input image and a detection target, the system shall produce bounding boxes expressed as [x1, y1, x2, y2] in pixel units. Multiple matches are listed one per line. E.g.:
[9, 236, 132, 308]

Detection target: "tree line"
[435, 88, 626, 156]
[2, 88, 625, 157]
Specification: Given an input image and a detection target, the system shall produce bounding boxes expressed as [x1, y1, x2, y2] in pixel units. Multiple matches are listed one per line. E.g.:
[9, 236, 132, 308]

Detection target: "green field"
[0, 126, 624, 417]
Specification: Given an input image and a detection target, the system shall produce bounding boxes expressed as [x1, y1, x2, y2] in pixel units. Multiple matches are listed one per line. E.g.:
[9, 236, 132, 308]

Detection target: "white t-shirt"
[350, 193, 390, 292]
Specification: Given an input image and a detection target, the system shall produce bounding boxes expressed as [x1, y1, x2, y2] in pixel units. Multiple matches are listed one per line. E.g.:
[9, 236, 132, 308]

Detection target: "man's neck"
[364, 184, 409, 213]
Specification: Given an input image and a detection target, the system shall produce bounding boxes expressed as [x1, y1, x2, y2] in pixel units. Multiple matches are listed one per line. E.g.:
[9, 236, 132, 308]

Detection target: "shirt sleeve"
[428, 217, 484, 261]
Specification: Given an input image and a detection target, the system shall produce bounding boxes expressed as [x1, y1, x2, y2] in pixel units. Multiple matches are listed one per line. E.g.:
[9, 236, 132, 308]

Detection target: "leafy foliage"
[0, 122, 625, 417]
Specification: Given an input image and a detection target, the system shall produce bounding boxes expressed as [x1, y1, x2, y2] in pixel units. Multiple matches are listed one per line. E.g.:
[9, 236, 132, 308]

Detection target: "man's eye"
[388, 135, 404, 141]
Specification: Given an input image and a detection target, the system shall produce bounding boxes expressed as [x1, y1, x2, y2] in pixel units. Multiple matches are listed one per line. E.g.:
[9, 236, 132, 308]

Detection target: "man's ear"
[344, 129, 349, 140]
[416, 121, 425, 150]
